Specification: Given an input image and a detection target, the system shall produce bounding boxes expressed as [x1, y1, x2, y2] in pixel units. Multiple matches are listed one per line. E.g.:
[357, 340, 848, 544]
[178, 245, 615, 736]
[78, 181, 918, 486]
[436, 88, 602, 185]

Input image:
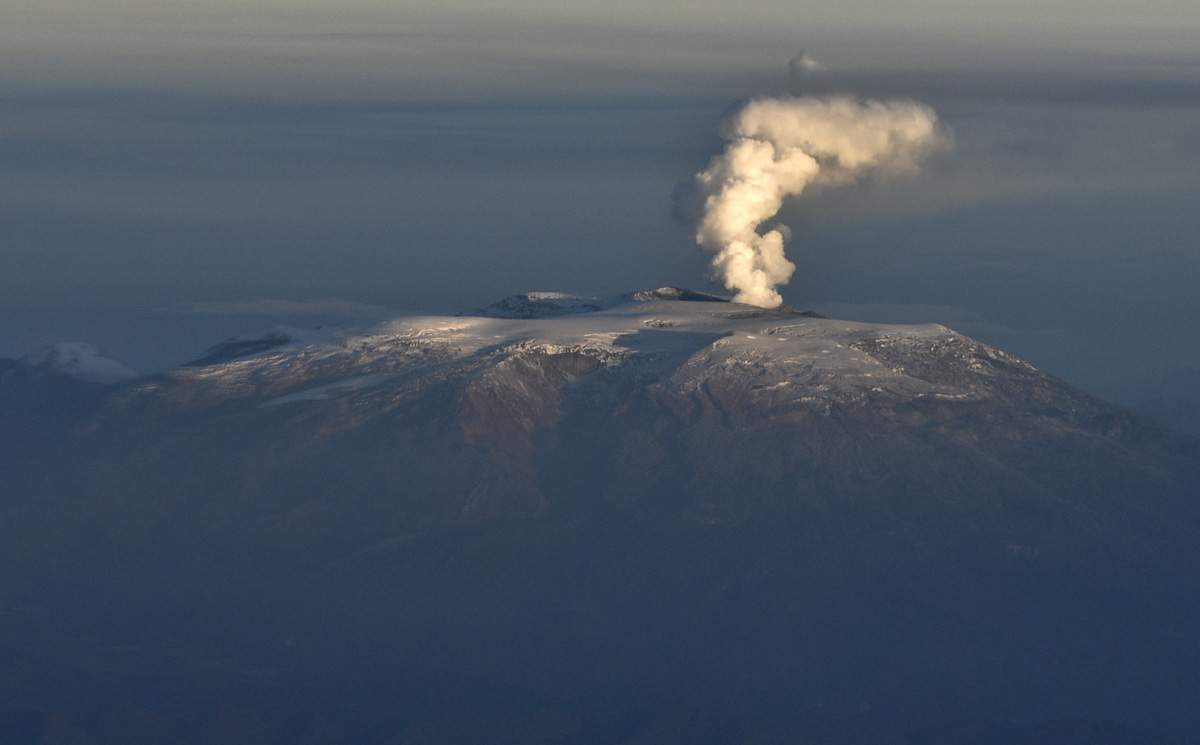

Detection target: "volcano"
[2, 290, 1199, 744]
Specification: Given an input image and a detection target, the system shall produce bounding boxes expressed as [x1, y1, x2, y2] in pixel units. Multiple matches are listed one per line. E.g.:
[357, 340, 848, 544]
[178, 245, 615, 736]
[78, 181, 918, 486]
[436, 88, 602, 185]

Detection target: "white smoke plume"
[682, 95, 948, 307]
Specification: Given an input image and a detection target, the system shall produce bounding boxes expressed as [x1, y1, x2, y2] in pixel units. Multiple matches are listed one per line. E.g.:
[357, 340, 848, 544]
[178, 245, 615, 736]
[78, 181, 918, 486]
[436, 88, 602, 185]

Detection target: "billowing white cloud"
[682, 95, 948, 307]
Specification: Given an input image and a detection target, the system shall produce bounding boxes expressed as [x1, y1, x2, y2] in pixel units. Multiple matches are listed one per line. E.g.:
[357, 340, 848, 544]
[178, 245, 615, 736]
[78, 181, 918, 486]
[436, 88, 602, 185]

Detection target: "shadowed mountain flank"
[1, 292, 1198, 744]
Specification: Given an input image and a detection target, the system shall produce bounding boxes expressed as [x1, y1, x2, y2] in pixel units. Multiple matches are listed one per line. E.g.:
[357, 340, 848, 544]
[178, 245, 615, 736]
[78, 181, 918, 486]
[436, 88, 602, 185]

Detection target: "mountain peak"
[184, 331, 295, 367]
[628, 286, 729, 303]
[467, 292, 606, 319]
[20, 342, 137, 385]
[5, 289, 1200, 744]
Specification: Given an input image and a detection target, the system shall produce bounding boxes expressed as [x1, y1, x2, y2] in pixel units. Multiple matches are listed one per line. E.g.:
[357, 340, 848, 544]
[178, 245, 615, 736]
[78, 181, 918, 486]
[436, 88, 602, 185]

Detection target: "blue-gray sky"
[3, 0, 1200, 402]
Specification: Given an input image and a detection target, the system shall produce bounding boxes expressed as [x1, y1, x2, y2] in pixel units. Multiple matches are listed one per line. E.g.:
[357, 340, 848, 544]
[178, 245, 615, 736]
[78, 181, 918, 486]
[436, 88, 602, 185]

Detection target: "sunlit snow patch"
[260, 374, 393, 407]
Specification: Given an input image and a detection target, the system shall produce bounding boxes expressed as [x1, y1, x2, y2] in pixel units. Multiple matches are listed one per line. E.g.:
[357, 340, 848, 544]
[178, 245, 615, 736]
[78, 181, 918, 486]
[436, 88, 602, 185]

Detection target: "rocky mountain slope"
[2, 290, 1199, 744]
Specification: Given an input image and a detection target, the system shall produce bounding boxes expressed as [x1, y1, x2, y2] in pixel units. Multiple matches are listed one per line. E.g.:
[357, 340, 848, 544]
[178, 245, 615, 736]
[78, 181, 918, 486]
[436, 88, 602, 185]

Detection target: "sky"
[3, 0, 1200, 403]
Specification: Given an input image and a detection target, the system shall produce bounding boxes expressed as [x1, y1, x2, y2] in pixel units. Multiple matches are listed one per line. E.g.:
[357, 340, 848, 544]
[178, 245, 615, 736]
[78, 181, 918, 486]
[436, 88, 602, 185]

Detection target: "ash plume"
[679, 95, 948, 307]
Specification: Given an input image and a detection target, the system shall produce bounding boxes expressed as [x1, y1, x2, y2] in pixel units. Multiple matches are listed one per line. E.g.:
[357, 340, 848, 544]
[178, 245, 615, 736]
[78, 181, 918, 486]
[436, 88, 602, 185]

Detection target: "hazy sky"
[3, 0, 1199, 402]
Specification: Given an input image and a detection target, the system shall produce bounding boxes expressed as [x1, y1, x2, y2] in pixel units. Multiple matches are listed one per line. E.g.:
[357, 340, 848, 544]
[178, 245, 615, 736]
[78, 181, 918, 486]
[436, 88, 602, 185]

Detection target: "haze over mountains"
[2, 289, 1199, 744]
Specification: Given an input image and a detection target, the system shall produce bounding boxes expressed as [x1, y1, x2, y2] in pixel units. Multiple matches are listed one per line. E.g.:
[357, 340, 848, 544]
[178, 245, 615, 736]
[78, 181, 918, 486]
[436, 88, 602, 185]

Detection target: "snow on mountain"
[469, 287, 736, 319]
[154, 288, 1037, 414]
[96, 286, 1185, 533]
[183, 331, 295, 367]
[468, 291, 609, 319]
[20, 342, 137, 386]
[7, 290, 1200, 744]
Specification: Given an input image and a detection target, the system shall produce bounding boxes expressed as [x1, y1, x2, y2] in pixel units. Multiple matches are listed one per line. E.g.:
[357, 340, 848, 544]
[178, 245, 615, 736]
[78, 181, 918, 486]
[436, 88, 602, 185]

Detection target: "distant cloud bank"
[164, 299, 402, 318]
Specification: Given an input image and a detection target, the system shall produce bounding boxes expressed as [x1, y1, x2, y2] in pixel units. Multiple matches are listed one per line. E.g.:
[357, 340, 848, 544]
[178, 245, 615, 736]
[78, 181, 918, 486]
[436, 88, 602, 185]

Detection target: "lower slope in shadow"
[2, 315, 1200, 745]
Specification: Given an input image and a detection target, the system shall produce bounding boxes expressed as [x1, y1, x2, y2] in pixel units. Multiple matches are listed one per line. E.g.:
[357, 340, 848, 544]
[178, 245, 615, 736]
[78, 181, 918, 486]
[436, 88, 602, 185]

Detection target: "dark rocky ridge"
[183, 331, 295, 367]
[1, 294, 1199, 744]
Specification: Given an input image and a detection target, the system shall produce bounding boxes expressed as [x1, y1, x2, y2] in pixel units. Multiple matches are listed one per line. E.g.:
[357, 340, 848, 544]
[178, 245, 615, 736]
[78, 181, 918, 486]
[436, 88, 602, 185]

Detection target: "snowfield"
[131, 289, 1042, 413]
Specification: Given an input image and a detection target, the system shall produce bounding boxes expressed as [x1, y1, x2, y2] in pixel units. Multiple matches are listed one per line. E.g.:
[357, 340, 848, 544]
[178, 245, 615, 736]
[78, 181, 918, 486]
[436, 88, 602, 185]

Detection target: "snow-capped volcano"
[3, 289, 1200, 744]
[84, 287, 1195, 557]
